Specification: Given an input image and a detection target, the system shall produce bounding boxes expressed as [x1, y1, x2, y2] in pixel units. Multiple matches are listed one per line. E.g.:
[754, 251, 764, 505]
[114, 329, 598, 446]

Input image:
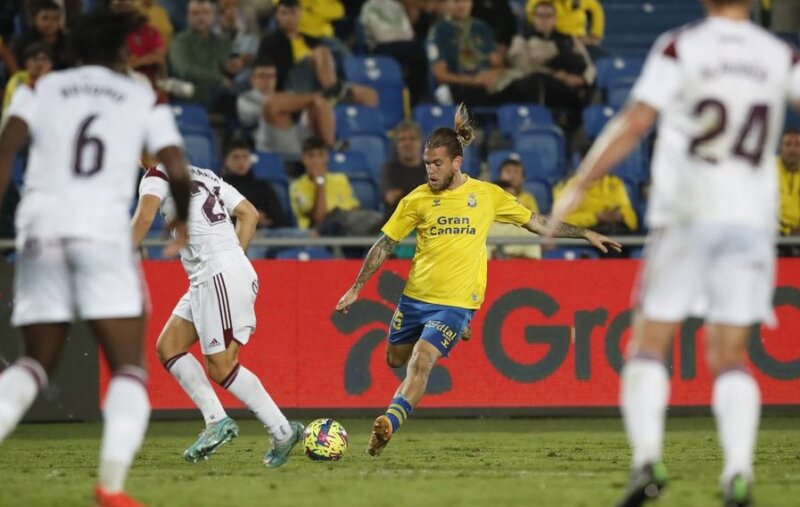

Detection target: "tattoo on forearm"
[353, 235, 398, 290]
[536, 214, 586, 239]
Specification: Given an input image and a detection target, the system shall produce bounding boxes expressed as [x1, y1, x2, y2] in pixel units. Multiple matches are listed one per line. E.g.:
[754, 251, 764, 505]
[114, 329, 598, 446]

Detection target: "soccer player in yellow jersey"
[335, 104, 621, 456]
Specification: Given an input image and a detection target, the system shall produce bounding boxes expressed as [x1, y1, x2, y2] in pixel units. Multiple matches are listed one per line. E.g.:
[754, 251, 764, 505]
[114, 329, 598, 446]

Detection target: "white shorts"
[634, 225, 776, 327]
[173, 261, 258, 356]
[12, 238, 146, 326]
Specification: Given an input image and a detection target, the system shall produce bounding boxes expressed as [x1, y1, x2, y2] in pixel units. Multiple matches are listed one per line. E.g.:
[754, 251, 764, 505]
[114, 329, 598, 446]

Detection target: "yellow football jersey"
[382, 176, 533, 309]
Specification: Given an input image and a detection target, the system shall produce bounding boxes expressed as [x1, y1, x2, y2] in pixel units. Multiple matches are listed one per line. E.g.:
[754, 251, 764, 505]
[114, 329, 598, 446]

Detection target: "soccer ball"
[303, 418, 349, 461]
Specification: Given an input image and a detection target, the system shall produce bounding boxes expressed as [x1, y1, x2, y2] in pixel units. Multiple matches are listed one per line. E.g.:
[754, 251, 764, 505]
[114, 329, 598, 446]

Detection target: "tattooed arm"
[335, 234, 399, 313]
[524, 213, 622, 253]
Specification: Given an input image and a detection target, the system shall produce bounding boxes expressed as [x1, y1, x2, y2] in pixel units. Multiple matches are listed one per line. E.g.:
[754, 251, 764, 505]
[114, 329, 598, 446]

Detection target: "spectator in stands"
[169, 0, 239, 108]
[291, 136, 359, 230]
[778, 128, 800, 256]
[381, 120, 426, 218]
[426, 0, 527, 107]
[222, 138, 292, 229]
[487, 180, 541, 259]
[216, 0, 259, 88]
[24, 0, 82, 29]
[1, 42, 52, 125]
[11, 0, 70, 70]
[507, 0, 595, 112]
[139, 0, 173, 46]
[497, 158, 539, 212]
[256, 0, 377, 106]
[526, 0, 604, 48]
[552, 172, 637, 237]
[405, 0, 444, 40]
[471, 0, 517, 54]
[108, 0, 166, 85]
[0, 37, 18, 76]
[361, 0, 429, 105]
[237, 64, 336, 159]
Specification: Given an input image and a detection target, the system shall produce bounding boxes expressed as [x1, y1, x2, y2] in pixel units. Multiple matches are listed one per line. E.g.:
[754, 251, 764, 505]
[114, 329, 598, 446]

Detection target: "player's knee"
[407, 350, 436, 377]
[206, 356, 237, 385]
[386, 353, 406, 369]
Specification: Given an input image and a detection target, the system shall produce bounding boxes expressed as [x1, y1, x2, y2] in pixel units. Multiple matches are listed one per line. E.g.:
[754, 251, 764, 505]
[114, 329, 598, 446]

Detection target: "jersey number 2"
[688, 100, 769, 167]
[72, 115, 105, 176]
[190, 181, 227, 224]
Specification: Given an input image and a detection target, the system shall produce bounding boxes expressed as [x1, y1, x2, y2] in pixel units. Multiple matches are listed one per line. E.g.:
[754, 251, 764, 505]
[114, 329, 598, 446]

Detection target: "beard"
[428, 170, 456, 192]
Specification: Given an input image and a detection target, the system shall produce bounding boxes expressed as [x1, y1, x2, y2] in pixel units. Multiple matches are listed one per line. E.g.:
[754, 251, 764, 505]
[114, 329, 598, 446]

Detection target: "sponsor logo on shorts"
[426, 320, 458, 349]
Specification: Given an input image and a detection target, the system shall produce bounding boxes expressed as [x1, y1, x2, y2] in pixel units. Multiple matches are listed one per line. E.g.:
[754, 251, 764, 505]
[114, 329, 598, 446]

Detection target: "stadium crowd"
[0, 0, 796, 259]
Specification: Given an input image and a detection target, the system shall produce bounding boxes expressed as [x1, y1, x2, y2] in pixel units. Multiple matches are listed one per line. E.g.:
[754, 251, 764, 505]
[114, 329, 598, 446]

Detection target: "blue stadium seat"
[345, 134, 387, 181]
[412, 104, 456, 137]
[349, 174, 381, 211]
[329, 150, 371, 177]
[595, 56, 645, 93]
[629, 247, 645, 259]
[512, 127, 567, 184]
[583, 105, 618, 140]
[275, 247, 333, 260]
[335, 105, 385, 137]
[344, 56, 405, 129]
[786, 107, 800, 130]
[496, 104, 554, 137]
[488, 150, 519, 181]
[610, 144, 648, 184]
[542, 247, 600, 260]
[523, 181, 552, 215]
[181, 129, 218, 170]
[607, 82, 633, 108]
[11, 156, 26, 189]
[171, 101, 211, 131]
[250, 151, 287, 182]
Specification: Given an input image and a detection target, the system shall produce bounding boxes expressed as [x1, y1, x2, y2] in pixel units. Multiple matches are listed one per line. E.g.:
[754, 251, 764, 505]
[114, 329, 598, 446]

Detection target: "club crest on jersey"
[432, 198, 441, 207]
[467, 193, 477, 208]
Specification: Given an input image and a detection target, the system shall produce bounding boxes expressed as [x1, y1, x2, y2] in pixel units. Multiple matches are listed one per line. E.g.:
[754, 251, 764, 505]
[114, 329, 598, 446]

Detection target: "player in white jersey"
[132, 161, 304, 467]
[0, 10, 192, 507]
[547, 1, 800, 506]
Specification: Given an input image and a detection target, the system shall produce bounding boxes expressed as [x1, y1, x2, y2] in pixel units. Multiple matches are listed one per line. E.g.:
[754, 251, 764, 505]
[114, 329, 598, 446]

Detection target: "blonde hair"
[425, 103, 475, 159]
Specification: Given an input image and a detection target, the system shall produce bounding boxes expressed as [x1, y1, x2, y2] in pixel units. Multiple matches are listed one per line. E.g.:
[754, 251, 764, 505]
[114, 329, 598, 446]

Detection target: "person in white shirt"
[132, 162, 304, 468]
[547, 1, 800, 506]
[0, 10, 191, 507]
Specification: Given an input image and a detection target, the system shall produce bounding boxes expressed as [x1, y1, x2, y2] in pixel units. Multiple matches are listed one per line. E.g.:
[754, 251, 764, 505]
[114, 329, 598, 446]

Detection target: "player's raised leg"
[0, 324, 66, 443]
[91, 316, 150, 507]
[156, 314, 236, 462]
[707, 324, 760, 507]
[205, 342, 303, 468]
[617, 316, 673, 507]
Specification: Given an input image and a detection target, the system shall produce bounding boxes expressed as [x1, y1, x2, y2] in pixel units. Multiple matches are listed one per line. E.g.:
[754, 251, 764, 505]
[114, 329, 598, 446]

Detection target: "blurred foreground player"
[132, 162, 304, 467]
[547, 1, 800, 505]
[336, 104, 620, 457]
[0, 10, 192, 507]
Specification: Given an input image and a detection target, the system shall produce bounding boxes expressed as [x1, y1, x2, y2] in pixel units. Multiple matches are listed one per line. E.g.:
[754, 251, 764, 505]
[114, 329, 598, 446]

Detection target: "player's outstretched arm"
[131, 195, 162, 247]
[546, 102, 657, 237]
[0, 117, 29, 208]
[524, 213, 622, 254]
[232, 199, 259, 251]
[335, 234, 399, 314]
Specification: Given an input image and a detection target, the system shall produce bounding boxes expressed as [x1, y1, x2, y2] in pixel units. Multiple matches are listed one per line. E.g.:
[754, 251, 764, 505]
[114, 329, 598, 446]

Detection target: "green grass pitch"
[1, 417, 798, 507]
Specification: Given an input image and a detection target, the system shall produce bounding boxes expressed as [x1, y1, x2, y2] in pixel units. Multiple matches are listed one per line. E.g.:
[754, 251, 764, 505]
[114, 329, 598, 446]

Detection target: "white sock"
[98, 367, 151, 493]
[621, 357, 670, 469]
[222, 364, 291, 442]
[165, 353, 227, 426]
[713, 369, 760, 483]
[0, 357, 47, 443]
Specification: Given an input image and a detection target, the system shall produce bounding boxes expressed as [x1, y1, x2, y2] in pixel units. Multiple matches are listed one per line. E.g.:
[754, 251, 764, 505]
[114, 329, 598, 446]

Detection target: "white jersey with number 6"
[138, 164, 247, 285]
[631, 17, 800, 229]
[7, 65, 182, 245]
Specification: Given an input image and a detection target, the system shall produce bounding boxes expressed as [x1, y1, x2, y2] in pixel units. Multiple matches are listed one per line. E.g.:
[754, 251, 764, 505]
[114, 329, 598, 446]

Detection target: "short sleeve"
[237, 90, 263, 128]
[630, 32, 682, 112]
[220, 180, 246, 214]
[138, 166, 170, 201]
[7, 84, 36, 128]
[489, 183, 533, 226]
[426, 24, 446, 63]
[381, 195, 419, 241]
[145, 103, 183, 154]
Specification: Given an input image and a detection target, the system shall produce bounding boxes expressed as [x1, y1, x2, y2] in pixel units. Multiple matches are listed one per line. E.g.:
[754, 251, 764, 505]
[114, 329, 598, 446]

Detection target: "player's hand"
[543, 185, 585, 238]
[163, 220, 188, 258]
[584, 230, 622, 254]
[461, 324, 473, 342]
[335, 287, 359, 314]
